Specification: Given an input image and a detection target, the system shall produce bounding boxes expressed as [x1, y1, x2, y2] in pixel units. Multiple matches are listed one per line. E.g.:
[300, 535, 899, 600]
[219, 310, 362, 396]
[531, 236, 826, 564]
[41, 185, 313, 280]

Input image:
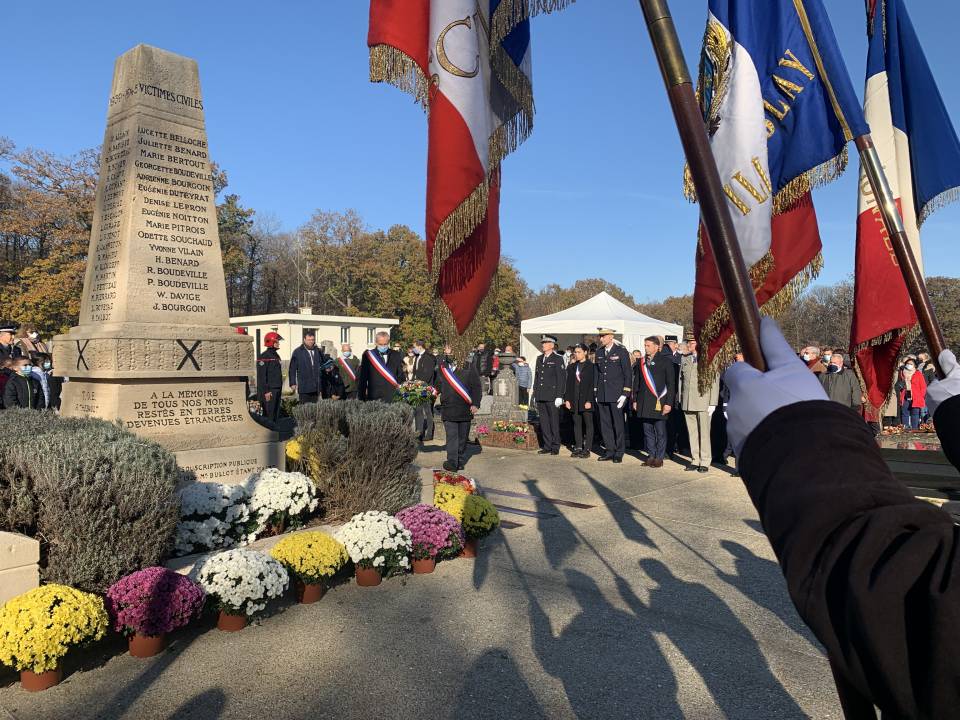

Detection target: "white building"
[230, 307, 400, 365]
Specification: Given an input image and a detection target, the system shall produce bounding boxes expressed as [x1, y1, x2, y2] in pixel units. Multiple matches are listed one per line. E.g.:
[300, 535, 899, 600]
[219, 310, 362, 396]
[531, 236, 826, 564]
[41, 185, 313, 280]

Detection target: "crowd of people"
[0, 321, 61, 411]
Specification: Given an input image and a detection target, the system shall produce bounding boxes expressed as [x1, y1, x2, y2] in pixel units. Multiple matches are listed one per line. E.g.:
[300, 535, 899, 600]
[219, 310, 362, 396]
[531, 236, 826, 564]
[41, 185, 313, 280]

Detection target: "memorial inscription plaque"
[54, 45, 281, 483]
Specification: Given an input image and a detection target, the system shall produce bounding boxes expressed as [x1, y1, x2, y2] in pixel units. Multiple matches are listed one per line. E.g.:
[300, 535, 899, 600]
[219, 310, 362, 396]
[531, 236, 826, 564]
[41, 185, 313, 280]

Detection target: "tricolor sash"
[440, 365, 473, 406]
[641, 358, 667, 411]
[338, 357, 357, 382]
[366, 350, 399, 388]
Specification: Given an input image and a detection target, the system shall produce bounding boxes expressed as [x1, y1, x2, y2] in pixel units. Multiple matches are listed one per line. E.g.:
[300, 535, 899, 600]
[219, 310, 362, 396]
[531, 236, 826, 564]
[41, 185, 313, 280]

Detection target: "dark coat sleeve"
[466, 366, 482, 407]
[3, 377, 19, 409]
[620, 352, 633, 396]
[934, 394, 960, 470]
[664, 361, 676, 408]
[740, 400, 960, 719]
[288, 349, 300, 390]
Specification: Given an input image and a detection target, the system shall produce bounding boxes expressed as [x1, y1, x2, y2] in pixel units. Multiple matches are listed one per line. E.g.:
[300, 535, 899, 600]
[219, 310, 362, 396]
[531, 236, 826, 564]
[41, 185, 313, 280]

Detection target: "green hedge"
[0, 410, 179, 593]
[292, 400, 419, 522]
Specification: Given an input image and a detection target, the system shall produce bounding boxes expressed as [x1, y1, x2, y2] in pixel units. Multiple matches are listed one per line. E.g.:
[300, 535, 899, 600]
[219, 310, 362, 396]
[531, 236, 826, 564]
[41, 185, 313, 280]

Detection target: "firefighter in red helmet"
[257, 331, 284, 421]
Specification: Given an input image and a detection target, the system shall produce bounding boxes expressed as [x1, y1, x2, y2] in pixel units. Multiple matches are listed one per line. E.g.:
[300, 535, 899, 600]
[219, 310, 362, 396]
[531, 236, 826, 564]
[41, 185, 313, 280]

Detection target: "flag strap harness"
[641, 359, 667, 411]
[366, 350, 399, 388]
[441, 364, 473, 405]
[338, 356, 357, 382]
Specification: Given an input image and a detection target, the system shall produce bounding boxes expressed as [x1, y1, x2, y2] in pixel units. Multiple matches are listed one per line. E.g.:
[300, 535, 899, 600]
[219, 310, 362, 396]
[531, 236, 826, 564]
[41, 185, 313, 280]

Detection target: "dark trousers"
[519, 387, 530, 405]
[260, 389, 282, 421]
[537, 401, 560, 451]
[597, 402, 626, 459]
[414, 402, 435, 440]
[643, 418, 667, 460]
[341, 390, 357, 400]
[572, 410, 594, 453]
[298, 392, 319, 404]
[444, 420, 471, 468]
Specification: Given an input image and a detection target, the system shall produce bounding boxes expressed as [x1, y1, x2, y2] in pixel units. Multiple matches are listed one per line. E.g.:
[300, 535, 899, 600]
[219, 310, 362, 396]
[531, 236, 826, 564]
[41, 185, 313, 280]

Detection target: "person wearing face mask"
[819, 352, 863, 413]
[437, 347, 481, 471]
[410, 339, 438, 442]
[514, 356, 532, 407]
[334, 343, 360, 399]
[897, 358, 927, 429]
[3, 357, 42, 410]
[358, 331, 406, 403]
[16, 326, 47, 357]
[28, 352, 53, 409]
[564, 344, 596, 458]
[799, 345, 827, 375]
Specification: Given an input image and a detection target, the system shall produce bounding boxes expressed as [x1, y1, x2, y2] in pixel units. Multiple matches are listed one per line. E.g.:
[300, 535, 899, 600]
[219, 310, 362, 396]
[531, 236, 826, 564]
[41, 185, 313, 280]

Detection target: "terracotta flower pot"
[20, 666, 62, 692]
[355, 566, 382, 587]
[217, 610, 248, 632]
[461, 538, 479, 559]
[412, 557, 436, 574]
[128, 632, 168, 658]
[296, 581, 326, 604]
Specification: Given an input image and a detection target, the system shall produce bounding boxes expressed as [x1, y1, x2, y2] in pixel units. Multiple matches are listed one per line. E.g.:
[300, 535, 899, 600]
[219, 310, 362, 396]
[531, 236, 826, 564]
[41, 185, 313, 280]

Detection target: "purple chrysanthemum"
[105, 566, 206, 637]
[395, 504, 465, 560]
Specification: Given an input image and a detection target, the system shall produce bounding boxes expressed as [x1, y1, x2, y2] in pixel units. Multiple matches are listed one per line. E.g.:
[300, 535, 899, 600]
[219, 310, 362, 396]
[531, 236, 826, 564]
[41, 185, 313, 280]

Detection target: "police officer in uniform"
[594, 328, 633, 463]
[257, 331, 284, 422]
[533, 334, 566, 455]
[0, 321, 22, 364]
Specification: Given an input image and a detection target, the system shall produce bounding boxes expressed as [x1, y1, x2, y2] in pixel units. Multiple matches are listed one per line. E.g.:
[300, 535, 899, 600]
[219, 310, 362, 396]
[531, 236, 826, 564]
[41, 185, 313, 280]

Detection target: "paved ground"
[0, 442, 842, 719]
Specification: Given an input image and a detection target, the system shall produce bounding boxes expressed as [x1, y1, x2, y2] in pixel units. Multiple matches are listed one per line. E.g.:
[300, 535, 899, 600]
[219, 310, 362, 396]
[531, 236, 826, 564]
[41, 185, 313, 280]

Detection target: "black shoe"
[570, 450, 582, 458]
[598, 455, 613, 462]
[550, 450, 560, 456]
[697, 465, 709, 473]
[612, 457, 623, 464]
[537, 449, 551, 455]
[580, 450, 591, 459]
[442, 461, 457, 472]
[684, 465, 698, 472]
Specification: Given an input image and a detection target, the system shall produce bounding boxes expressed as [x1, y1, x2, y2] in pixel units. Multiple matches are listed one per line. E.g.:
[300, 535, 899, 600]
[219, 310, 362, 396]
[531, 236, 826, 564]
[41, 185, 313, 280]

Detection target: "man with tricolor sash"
[634, 336, 676, 468]
[437, 348, 482, 472]
[335, 343, 360, 399]
[358, 331, 406, 403]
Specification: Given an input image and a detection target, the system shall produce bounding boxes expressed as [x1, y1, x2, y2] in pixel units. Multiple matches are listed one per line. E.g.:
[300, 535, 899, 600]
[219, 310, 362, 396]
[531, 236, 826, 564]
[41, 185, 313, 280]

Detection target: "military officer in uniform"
[256, 331, 284, 422]
[533, 334, 566, 455]
[594, 328, 633, 463]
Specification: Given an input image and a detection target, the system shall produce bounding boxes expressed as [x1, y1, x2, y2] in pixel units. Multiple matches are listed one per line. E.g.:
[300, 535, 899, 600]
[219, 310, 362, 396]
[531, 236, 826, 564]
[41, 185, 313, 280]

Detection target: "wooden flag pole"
[855, 135, 947, 377]
[637, 0, 766, 371]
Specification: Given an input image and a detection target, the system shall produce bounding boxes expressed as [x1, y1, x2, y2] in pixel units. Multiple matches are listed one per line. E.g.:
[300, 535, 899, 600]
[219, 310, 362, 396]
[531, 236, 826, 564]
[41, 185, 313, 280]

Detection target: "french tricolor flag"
[851, 0, 960, 410]
[368, 1, 535, 335]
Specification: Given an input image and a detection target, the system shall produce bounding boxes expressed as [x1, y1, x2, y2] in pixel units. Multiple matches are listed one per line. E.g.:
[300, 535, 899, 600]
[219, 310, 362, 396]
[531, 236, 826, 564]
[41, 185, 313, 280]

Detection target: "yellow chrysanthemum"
[0, 584, 108, 672]
[433, 483, 470, 522]
[285, 437, 303, 462]
[270, 531, 348, 585]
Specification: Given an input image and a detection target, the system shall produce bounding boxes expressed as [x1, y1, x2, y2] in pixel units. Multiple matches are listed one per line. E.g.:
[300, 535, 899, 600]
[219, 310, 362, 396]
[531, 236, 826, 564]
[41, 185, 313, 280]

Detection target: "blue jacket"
[514, 363, 532, 389]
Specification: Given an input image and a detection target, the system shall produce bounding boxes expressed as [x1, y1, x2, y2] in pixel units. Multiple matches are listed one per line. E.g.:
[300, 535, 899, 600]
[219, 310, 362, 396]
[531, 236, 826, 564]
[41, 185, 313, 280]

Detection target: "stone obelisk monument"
[54, 44, 281, 483]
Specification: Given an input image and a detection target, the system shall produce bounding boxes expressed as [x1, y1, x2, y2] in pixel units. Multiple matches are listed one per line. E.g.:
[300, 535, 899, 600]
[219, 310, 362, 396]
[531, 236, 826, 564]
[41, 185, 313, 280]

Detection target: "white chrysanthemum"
[334, 511, 412, 573]
[191, 548, 289, 616]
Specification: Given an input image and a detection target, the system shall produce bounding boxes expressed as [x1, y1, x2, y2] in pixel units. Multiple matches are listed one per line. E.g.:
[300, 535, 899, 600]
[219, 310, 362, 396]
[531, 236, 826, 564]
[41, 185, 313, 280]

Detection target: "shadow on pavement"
[522, 477, 580, 570]
[716, 540, 820, 650]
[452, 649, 547, 719]
[638, 558, 808, 720]
[168, 688, 227, 719]
[578, 468, 658, 549]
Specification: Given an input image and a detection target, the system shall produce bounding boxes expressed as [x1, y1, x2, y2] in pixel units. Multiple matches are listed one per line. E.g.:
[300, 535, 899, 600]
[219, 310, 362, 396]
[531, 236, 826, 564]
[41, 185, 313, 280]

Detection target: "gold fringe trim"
[771, 148, 848, 215]
[918, 185, 960, 228]
[695, 251, 823, 395]
[432, 280, 499, 360]
[369, 45, 430, 111]
[430, 175, 493, 287]
[850, 321, 917, 407]
[490, 0, 577, 47]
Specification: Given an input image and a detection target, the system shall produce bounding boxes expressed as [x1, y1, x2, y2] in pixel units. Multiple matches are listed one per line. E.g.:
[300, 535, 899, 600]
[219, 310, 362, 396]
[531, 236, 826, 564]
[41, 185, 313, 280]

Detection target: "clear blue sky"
[2, 1, 958, 302]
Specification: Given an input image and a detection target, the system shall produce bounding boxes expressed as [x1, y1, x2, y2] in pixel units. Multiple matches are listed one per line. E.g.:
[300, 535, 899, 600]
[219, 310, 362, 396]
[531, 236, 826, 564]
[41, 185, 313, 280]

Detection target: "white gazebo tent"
[519, 291, 683, 361]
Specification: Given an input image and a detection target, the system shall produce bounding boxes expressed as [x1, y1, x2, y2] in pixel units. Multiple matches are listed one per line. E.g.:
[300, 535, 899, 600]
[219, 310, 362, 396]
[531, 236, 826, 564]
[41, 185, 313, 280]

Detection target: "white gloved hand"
[723, 317, 828, 456]
[927, 349, 960, 418]
[554, 397, 563, 408]
[616, 395, 626, 409]
[708, 405, 716, 415]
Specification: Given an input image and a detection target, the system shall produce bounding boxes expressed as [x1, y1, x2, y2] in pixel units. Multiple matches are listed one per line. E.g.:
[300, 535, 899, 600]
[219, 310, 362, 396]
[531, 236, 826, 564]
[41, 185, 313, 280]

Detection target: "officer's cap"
[540, 334, 558, 344]
[597, 327, 616, 336]
[664, 335, 679, 343]
[0, 321, 18, 334]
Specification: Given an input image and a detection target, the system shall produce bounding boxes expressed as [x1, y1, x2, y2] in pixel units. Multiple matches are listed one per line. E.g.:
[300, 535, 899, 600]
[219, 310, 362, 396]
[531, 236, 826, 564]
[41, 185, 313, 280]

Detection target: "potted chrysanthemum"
[395, 504, 465, 574]
[270, 531, 349, 604]
[192, 549, 289, 631]
[433, 482, 471, 522]
[460, 494, 501, 558]
[246, 468, 319, 537]
[0, 585, 108, 691]
[105, 567, 206, 657]
[335, 511, 412, 587]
